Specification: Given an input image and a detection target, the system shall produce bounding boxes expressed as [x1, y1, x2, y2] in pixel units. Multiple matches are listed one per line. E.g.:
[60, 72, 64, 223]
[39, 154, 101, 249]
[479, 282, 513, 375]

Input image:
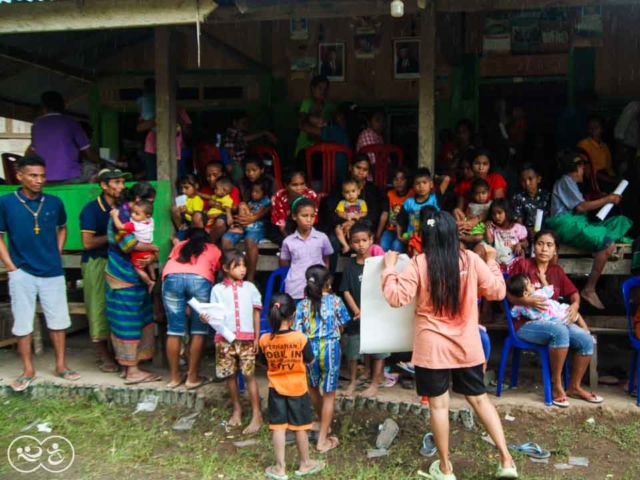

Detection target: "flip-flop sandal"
[124, 373, 162, 385]
[375, 418, 399, 450]
[55, 370, 81, 381]
[317, 436, 339, 454]
[265, 465, 288, 480]
[420, 432, 437, 457]
[294, 460, 325, 477]
[99, 364, 120, 374]
[166, 375, 187, 389]
[568, 391, 604, 404]
[185, 376, 213, 390]
[427, 460, 456, 480]
[11, 375, 36, 392]
[496, 465, 518, 479]
[396, 362, 415, 375]
[552, 397, 570, 408]
[508, 442, 550, 459]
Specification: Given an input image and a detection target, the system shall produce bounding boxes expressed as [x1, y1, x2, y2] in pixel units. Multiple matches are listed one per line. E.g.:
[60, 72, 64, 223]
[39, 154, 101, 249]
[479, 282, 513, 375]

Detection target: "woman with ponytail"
[381, 210, 518, 480]
[161, 228, 221, 389]
[293, 265, 349, 454]
[259, 293, 325, 479]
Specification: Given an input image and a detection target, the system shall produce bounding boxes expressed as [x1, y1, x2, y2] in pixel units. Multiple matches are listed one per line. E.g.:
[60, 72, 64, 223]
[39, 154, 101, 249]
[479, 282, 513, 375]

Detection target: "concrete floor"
[0, 331, 638, 411]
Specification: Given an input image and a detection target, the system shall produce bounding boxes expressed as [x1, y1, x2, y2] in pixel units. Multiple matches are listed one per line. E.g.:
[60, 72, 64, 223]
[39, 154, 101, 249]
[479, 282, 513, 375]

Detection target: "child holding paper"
[546, 150, 632, 309]
[202, 249, 263, 434]
[171, 174, 205, 238]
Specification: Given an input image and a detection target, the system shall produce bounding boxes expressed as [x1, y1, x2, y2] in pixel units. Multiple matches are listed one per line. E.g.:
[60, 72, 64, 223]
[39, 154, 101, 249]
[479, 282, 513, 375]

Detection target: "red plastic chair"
[358, 144, 404, 190]
[248, 145, 283, 190]
[1, 153, 22, 185]
[194, 143, 221, 184]
[305, 143, 353, 194]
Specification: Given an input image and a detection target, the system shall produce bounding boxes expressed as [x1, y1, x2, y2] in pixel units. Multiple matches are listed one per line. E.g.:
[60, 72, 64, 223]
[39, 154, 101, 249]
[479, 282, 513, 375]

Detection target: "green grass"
[1, 395, 640, 479]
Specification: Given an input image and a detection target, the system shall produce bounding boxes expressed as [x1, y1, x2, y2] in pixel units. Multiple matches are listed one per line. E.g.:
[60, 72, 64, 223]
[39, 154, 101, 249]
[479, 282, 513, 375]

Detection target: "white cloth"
[210, 280, 262, 341]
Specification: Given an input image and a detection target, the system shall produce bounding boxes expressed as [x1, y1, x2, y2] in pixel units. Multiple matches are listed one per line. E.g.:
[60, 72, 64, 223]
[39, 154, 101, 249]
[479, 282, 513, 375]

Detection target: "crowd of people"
[4, 79, 640, 480]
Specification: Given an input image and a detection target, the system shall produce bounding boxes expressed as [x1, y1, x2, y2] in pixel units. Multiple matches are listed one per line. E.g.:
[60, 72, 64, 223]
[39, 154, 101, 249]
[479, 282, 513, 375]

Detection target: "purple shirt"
[31, 113, 90, 181]
[281, 228, 334, 299]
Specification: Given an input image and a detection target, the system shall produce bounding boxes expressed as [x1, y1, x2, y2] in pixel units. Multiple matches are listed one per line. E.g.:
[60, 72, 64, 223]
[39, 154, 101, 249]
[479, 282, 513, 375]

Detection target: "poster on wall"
[511, 10, 542, 54]
[318, 43, 345, 82]
[290, 19, 308, 40]
[540, 8, 570, 52]
[574, 6, 603, 47]
[483, 12, 511, 54]
[393, 38, 420, 79]
[354, 33, 377, 59]
[291, 56, 316, 72]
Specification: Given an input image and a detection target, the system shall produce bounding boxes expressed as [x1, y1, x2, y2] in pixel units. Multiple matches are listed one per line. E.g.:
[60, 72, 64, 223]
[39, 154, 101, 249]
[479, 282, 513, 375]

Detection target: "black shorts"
[268, 388, 313, 431]
[415, 364, 486, 398]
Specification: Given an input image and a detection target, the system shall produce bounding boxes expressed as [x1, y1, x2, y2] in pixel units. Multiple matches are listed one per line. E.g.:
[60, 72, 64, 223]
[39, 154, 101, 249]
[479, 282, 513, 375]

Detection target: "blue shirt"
[398, 194, 440, 236]
[551, 175, 584, 217]
[0, 190, 66, 277]
[245, 197, 271, 232]
[79, 194, 112, 262]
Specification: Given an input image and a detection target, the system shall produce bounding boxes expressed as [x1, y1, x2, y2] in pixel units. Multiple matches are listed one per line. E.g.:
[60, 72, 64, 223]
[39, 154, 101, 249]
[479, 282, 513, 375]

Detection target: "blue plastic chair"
[497, 296, 569, 406]
[621, 276, 640, 406]
[259, 266, 290, 335]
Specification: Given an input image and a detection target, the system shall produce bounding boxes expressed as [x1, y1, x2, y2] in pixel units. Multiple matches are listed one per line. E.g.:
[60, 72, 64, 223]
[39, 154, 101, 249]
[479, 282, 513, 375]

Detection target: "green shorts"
[341, 334, 390, 361]
[81, 257, 109, 342]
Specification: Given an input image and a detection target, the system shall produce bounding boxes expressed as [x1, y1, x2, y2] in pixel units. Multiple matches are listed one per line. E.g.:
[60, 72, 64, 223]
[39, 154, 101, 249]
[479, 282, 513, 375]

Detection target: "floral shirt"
[270, 188, 319, 227]
[511, 189, 551, 231]
[293, 293, 350, 343]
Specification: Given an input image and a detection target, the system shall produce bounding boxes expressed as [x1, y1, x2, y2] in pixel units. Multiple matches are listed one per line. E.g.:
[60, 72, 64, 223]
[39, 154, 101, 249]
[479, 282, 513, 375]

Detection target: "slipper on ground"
[568, 391, 604, 404]
[11, 375, 36, 392]
[294, 460, 325, 477]
[317, 436, 339, 454]
[552, 397, 570, 408]
[264, 465, 288, 480]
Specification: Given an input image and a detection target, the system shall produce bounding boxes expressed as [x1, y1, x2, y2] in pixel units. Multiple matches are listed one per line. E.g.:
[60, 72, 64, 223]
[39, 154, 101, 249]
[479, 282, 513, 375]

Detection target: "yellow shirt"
[184, 195, 204, 222]
[577, 137, 614, 176]
[207, 194, 234, 218]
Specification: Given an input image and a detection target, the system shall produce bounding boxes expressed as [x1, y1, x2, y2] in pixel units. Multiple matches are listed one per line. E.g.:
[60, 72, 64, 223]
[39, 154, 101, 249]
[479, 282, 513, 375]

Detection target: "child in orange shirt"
[376, 166, 414, 252]
[260, 293, 325, 479]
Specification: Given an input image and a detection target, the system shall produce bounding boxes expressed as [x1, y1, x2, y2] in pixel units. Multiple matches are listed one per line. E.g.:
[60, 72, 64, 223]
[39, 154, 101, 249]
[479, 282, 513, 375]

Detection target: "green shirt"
[294, 98, 334, 156]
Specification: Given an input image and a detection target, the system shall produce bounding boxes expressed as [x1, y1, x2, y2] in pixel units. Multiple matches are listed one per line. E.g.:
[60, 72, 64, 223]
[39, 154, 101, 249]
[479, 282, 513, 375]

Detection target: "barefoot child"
[294, 265, 349, 454]
[260, 293, 325, 479]
[110, 200, 158, 292]
[340, 221, 387, 397]
[507, 273, 590, 331]
[335, 179, 368, 253]
[203, 249, 262, 434]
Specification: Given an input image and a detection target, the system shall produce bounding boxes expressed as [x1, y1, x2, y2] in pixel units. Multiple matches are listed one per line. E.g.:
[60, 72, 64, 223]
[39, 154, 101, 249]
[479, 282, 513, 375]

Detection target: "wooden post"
[154, 26, 177, 197]
[418, 0, 436, 170]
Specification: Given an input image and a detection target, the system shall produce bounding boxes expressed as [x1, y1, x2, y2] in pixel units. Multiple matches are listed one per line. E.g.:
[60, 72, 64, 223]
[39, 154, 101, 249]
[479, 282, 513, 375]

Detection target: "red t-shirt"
[200, 185, 241, 208]
[454, 173, 507, 202]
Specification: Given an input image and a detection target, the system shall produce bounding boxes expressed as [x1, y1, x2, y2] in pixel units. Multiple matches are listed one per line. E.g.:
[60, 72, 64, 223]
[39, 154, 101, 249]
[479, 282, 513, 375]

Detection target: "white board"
[360, 255, 416, 354]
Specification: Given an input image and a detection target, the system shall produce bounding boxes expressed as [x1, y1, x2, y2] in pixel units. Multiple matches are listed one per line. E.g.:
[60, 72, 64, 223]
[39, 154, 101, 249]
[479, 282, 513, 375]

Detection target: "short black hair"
[41, 91, 65, 112]
[414, 167, 432, 181]
[470, 177, 489, 193]
[349, 220, 373, 237]
[17, 155, 45, 170]
[206, 160, 224, 171]
[506, 274, 529, 298]
[179, 174, 198, 187]
[221, 248, 246, 271]
[558, 149, 585, 175]
[352, 153, 371, 167]
[215, 176, 233, 189]
[518, 163, 541, 176]
[284, 170, 306, 186]
[134, 199, 154, 216]
[310, 75, 329, 89]
[242, 153, 264, 170]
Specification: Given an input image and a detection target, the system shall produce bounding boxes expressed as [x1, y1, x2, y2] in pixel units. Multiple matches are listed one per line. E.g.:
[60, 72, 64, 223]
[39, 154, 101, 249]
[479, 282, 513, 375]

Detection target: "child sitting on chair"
[206, 177, 235, 231]
[459, 178, 492, 248]
[223, 179, 271, 247]
[507, 273, 589, 331]
[110, 200, 159, 292]
[335, 179, 368, 253]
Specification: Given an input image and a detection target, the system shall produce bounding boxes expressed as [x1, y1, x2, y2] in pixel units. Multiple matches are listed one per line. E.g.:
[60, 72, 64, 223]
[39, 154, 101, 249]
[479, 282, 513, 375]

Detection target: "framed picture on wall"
[318, 43, 345, 82]
[393, 38, 420, 79]
[290, 19, 308, 40]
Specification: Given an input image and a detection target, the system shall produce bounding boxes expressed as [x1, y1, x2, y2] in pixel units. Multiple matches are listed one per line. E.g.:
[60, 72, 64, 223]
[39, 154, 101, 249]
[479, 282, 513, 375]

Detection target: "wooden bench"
[557, 244, 632, 276]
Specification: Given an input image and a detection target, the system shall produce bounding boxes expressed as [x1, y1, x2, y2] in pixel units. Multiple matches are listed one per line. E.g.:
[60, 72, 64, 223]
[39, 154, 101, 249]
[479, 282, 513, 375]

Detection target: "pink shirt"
[161, 241, 221, 283]
[381, 250, 505, 369]
[144, 107, 192, 160]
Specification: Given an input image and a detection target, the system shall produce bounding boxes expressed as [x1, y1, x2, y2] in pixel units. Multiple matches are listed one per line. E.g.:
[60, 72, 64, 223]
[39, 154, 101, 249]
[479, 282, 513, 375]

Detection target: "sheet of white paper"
[187, 297, 236, 342]
[360, 255, 416, 354]
[596, 179, 628, 221]
[175, 195, 187, 207]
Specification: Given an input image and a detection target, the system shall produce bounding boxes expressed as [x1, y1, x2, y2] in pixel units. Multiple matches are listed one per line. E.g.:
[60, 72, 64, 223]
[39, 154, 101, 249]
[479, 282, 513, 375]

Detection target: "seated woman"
[546, 151, 632, 309]
[577, 116, 618, 193]
[508, 230, 603, 407]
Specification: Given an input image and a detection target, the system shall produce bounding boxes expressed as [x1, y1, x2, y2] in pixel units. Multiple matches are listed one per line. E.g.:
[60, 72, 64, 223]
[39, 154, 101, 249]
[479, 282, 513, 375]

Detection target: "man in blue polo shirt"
[80, 168, 129, 372]
[0, 155, 81, 392]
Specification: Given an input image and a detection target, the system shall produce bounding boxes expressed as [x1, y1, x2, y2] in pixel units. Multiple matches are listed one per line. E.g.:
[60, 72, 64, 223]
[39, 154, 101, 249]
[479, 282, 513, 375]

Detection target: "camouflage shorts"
[215, 340, 256, 379]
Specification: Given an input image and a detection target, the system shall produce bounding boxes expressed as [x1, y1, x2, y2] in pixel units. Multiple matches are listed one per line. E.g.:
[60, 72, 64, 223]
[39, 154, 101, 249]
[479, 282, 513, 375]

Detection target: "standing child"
[460, 178, 492, 248]
[294, 265, 349, 454]
[171, 174, 204, 232]
[334, 179, 368, 253]
[511, 163, 551, 243]
[280, 197, 333, 302]
[222, 179, 271, 248]
[260, 293, 325, 479]
[110, 200, 158, 292]
[206, 177, 235, 231]
[396, 168, 450, 248]
[204, 249, 263, 434]
[376, 166, 414, 252]
[356, 109, 386, 167]
[340, 221, 387, 398]
[270, 171, 319, 243]
[485, 198, 528, 272]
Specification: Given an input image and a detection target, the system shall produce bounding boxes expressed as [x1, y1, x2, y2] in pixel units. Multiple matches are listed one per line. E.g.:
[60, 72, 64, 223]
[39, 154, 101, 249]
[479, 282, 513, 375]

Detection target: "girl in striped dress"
[294, 264, 350, 454]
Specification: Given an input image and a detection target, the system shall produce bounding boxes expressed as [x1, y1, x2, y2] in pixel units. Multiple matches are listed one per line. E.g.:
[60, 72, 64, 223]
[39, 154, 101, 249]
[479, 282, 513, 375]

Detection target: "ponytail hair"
[177, 228, 213, 264]
[268, 293, 296, 339]
[420, 210, 462, 317]
[304, 264, 331, 317]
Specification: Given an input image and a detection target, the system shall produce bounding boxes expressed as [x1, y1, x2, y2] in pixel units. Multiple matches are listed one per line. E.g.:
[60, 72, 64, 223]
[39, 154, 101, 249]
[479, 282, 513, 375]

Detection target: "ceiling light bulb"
[391, 0, 404, 18]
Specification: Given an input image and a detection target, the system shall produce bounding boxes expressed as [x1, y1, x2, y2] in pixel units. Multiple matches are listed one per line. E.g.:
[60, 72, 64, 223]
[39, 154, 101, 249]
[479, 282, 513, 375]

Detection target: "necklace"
[14, 191, 45, 234]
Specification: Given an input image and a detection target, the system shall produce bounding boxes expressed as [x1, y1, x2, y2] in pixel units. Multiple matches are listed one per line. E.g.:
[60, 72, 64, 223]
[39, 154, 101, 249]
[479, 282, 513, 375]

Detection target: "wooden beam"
[0, 0, 218, 34]
[155, 26, 177, 197]
[0, 96, 38, 123]
[0, 43, 95, 83]
[434, 0, 637, 12]
[418, 1, 435, 170]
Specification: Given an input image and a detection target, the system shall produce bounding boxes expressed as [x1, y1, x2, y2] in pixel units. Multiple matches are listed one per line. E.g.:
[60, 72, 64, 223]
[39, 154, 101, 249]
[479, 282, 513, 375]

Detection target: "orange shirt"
[260, 329, 314, 396]
[384, 188, 415, 231]
[577, 137, 614, 176]
[381, 250, 505, 369]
